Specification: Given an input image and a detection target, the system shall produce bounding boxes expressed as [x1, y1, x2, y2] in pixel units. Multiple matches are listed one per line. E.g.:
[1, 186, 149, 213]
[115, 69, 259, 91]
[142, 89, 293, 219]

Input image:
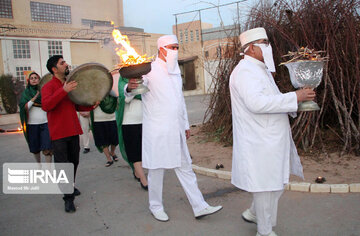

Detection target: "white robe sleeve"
[238, 71, 298, 114]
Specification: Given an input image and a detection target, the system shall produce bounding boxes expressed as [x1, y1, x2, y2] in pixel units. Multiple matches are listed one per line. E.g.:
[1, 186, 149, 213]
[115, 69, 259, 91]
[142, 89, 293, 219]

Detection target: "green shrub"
[0, 74, 17, 114]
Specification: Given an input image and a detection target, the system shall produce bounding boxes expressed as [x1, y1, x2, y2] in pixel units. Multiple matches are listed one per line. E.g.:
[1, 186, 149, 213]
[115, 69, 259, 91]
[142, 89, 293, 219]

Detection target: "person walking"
[19, 71, 52, 165]
[42, 55, 97, 213]
[126, 35, 222, 222]
[117, 75, 148, 190]
[229, 27, 316, 236]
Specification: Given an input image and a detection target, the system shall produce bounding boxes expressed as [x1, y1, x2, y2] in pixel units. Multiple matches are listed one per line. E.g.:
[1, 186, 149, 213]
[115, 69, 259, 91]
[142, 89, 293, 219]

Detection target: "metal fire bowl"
[119, 62, 152, 78]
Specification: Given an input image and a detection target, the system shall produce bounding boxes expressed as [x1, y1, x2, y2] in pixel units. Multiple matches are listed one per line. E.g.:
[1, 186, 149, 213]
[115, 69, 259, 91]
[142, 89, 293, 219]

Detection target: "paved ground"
[0, 95, 359, 236]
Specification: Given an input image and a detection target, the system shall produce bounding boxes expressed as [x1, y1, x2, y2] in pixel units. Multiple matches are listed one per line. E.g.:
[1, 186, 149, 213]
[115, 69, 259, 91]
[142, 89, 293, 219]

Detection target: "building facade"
[0, 0, 162, 114]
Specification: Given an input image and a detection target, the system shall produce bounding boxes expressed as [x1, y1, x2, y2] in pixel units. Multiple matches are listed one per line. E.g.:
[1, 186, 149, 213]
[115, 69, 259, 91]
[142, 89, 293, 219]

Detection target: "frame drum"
[39, 73, 53, 90]
[67, 63, 113, 106]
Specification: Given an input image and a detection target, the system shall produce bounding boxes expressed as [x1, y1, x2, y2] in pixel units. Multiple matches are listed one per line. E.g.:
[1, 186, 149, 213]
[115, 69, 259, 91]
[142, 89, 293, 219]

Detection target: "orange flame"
[112, 29, 151, 67]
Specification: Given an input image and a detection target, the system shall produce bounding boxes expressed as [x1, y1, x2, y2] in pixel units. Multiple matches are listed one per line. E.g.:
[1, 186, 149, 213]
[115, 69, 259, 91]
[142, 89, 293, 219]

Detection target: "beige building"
[0, 0, 162, 113]
[173, 20, 238, 95]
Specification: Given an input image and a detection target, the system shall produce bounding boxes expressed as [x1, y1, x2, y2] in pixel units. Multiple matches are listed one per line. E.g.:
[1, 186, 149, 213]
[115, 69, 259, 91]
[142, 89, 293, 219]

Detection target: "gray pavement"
[0, 95, 359, 236]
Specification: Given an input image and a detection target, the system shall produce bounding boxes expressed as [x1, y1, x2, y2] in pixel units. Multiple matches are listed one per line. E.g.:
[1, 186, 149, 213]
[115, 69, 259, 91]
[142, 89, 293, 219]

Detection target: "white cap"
[157, 35, 178, 49]
[239, 27, 268, 46]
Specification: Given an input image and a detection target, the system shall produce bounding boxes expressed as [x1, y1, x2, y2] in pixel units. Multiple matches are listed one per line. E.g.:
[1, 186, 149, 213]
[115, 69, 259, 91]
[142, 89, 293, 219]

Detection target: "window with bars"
[30, 1, 71, 24]
[0, 0, 13, 18]
[12, 40, 31, 59]
[81, 19, 112, 28]
[179, 30, 183, 44]
[185, 30, 188, 43]
[196, 30, 200, 41]
[48, 41, 63, 57]
[190, 30, 194, 42]
[16, 66, 32, 82]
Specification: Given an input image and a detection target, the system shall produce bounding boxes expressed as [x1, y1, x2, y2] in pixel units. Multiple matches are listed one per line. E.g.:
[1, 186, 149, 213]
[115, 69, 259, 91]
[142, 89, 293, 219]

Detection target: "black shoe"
[112, 154, 119, 162]
[74, 188, 81, 196]
[64, 200, 76, 213]
[140, 182, 148, 191]
[83, 148, 90, 154]
[105, 161, 114, 167]
[133, 172, 140, 182]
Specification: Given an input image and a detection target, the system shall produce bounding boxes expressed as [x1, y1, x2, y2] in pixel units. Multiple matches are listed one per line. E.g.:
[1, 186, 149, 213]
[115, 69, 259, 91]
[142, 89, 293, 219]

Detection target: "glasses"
[165, 45, 179, 50]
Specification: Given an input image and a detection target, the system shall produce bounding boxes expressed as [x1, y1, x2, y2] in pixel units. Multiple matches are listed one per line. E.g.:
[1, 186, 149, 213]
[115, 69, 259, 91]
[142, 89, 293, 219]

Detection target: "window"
[82, 19, 112, 28]
[12, 40, 31, 59]
[179, 30, 183, 44]
[16, 66, 32, 82]
[185, 29, 188, 43]
[30, 1, 71, 24]
[196, 30, 200, 41]
[0, 0, 13, 18]
[205, 51, 209, 58]
[48, 41, 63, 57]
[190, 30, 194, 42]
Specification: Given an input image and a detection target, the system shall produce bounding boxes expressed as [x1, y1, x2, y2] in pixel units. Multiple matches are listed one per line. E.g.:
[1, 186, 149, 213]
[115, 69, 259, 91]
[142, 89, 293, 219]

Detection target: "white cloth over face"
[139, 57, 190, 169]
[229, 55, 304, 192]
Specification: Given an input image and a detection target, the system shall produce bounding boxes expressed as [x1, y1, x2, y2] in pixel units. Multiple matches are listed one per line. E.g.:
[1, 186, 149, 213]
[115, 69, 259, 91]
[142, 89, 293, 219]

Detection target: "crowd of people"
[17, 27, 316, 236]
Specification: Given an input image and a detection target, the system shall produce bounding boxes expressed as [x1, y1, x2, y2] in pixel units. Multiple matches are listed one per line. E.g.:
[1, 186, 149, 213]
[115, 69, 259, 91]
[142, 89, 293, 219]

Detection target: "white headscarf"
[157, 35, 180, 75]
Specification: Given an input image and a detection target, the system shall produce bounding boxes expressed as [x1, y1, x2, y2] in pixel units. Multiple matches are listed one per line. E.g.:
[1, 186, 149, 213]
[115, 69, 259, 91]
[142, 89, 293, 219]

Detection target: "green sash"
[19, 84, 41, 144]
[115, 76, 142, 171]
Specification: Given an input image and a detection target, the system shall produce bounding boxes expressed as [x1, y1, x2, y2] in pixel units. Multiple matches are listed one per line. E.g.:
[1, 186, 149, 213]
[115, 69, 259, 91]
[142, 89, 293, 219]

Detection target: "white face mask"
[162, 47, 181, 75]
[254, 43, 276, 72]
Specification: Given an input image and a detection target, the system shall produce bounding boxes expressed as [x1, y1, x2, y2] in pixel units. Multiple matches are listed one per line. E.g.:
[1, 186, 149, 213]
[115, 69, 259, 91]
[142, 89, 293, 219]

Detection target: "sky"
[123, 0, 257, 34]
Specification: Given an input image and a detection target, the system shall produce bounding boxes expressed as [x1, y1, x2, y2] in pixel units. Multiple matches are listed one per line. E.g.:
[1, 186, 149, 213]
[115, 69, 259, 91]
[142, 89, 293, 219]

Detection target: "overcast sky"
[123, 0, 257, 34]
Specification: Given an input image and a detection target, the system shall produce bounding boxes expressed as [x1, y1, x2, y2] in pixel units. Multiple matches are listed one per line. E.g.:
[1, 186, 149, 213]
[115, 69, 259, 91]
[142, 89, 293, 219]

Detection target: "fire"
[112, 29, 151, 67]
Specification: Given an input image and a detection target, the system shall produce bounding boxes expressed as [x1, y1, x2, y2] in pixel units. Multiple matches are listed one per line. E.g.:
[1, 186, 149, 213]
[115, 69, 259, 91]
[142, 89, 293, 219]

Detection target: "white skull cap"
[157, 35, 178, 49]
[240, 27, 268, 46]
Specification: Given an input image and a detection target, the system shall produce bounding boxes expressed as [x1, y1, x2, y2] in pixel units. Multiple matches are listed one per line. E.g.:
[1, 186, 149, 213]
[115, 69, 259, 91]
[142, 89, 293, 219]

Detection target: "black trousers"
[52, 135, 80, 201]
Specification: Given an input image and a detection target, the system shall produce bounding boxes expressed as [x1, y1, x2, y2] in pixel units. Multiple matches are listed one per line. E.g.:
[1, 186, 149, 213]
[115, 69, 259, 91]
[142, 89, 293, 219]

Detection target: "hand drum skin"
[67, 63, 113, 106]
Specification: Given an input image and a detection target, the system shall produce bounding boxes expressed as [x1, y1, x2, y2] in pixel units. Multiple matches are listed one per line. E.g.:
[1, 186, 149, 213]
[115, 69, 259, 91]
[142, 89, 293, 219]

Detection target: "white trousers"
[250, 190, 284, 235]
[79, 115, 90, 149]
[148, 140, 209, 215]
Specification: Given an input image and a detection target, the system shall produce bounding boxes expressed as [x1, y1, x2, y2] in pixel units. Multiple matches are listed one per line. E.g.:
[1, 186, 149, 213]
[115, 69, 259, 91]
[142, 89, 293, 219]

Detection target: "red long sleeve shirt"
[41, 76, 93, 141]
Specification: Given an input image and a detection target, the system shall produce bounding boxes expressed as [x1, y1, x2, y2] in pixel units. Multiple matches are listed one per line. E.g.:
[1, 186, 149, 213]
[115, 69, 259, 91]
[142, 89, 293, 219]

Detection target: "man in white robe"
[125, 35, 222, 222]
[229, 28, 316, 236]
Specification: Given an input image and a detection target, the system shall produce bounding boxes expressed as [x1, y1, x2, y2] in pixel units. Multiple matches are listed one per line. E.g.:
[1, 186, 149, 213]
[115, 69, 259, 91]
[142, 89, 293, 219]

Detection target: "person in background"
[19, 71, 52, 165]
[90, 94, 119, 167]
[78, 111, 91, 154]
[117, 75, 148, 190]
[125, 35, 222, 222]
[42, 55, 98, 213]
[229, 27, 316, 236]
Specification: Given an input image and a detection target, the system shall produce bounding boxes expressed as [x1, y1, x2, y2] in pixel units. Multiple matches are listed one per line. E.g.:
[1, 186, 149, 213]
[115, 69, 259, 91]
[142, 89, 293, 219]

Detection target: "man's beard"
[65, 68, 70, 76]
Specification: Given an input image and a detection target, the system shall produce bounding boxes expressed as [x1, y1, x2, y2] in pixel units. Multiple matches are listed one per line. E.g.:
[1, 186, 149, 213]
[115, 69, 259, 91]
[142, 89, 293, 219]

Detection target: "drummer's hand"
[93, 101, 100, 109]
[63, 81, 77, 93]
[296, 88, 316, 102]
[185, 129, 190, 140]
[126, 78, 140, 92]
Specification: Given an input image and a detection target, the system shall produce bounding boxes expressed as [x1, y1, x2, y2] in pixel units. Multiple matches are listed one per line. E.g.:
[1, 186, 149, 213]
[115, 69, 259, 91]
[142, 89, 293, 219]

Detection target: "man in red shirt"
[42, 55, 96, 213]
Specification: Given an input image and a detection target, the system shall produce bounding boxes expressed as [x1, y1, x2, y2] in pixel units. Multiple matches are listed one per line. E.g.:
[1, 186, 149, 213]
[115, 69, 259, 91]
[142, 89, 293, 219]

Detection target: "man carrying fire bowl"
[125, 35, 222, 222]
[229, 27, 316, 236]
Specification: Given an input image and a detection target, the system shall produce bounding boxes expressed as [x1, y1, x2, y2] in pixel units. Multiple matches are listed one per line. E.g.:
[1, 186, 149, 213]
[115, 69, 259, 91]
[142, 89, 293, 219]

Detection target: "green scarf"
[90, 94, 118, 153]
[19, 84, 42, 143]
[115, 76, 142, 171]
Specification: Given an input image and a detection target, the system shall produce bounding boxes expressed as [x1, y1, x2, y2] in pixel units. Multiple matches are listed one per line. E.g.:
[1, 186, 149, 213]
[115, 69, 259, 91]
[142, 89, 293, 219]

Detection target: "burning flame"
[112, 29, 151, 67]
